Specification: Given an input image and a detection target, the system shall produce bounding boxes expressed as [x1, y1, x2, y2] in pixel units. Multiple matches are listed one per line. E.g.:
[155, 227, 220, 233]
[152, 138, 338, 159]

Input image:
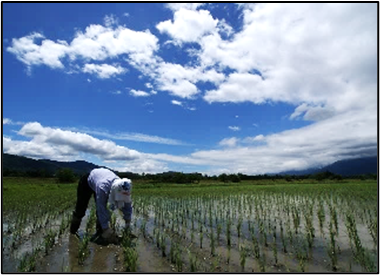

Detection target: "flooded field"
[2, 178, 378, 272]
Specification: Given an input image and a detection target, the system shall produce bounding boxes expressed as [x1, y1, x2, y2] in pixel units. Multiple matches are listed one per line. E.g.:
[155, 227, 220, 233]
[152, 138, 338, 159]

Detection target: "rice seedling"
[239, 243, 247, 272]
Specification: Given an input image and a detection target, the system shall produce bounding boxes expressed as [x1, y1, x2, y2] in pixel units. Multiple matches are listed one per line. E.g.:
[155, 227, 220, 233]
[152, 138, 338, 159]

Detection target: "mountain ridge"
[2, 153, 378, 177]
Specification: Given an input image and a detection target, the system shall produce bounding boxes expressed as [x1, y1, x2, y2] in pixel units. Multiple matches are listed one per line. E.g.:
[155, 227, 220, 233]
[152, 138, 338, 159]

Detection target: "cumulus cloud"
[242, 135, 266, 144]
[219, 137, 238, 147]
[160, 79, 198, 99]
[144, 62, 225, 99]
[4, 107, 376, 175]
[3, 121, 181, 173]
[3, 136, 78, 161]
[165, 3, 205, 12]
[15, 122, 141, 161]
[290, 103, 335, 121]
[7, 24, 159, 76]
[200, 3, 377, 120]
[129, 89, 150, 97]
[4, 4, 376, 175]
[157, 8, 218, 44]
[143, 107, 376, 175]
[83, 63, 126, 79]
[7, 32, 69, 70]
[107, 158, 169, 174]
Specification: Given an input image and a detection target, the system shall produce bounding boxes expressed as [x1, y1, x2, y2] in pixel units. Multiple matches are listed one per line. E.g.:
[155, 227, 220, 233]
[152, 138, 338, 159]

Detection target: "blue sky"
[3, 3, 377, 175]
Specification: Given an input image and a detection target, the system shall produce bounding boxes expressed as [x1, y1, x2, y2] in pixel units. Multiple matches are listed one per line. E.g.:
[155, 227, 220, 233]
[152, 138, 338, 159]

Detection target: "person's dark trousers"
[70, 173, 102, 234]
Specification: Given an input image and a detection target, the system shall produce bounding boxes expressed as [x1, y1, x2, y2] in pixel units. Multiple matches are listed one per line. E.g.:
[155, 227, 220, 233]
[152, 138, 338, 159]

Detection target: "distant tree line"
[3, 168, 55, 178]
[118, 170, 377, 183]
[3, 167, 377, 183]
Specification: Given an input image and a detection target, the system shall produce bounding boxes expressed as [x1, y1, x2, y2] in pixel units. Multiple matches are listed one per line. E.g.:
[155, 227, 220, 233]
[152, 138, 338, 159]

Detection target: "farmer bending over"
[70, 168, 133, 243]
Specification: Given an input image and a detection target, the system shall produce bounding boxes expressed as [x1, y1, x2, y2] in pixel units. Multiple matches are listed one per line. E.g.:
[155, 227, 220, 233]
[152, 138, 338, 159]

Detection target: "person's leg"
[70, 173, 92, 234]
[93, 194, 103, 235]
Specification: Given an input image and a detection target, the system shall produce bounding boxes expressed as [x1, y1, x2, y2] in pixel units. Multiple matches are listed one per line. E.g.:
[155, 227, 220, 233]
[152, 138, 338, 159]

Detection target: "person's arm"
[121, 202, 133, 227]
[95, 186, 111, 230]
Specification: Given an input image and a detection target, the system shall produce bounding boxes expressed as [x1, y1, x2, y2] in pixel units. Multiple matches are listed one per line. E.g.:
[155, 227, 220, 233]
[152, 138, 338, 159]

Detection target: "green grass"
[3, 177, 377, 214]
[3, 177, 77, 215]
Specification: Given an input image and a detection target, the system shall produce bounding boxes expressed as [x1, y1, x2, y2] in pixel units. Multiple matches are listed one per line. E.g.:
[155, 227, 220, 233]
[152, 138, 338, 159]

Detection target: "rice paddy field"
[2, 177, 378, 273]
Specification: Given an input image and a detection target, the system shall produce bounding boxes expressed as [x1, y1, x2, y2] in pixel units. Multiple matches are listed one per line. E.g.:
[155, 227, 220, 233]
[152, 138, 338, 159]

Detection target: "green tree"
[56, 168, 76, 183]
[218, 173, 229, 183]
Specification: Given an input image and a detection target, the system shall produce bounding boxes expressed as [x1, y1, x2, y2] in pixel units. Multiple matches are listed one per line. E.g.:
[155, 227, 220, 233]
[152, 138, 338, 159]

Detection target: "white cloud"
[129, 89, 150, 97]
[242, 134, 265, 143]
[15, 122, 141, 161]
[204, 72, 268, 104]
[63, 126, 189, 146]
[165, 3, 205, 12]
[218, 134, 266, 148]
[3, 136, 78, 161]
[156, 9, 218, 44]
[171, 100, 182, 106]
[4, 108, 376, 175]
[219, 137, 238, 147]
[7, 32, 69, 70]
[69, 25, 159, 62]
[3, 118, 25, 126]
[108, 158, 168, 174]
[160, 79, 198, 99]
[228, 126, 240, 131]
[82, 63, 126, 79]
[217, 19, 234, 37]
[7, 24, 159, 72]
[3, 122, 182, 173]
[147, 62, 224, 99]
[186, 110, 377, 175]
[290, 103, 335, 121]
[104, 14, 118, 28]
[200, 3, 377, 122]
[5, 4, 376, 175]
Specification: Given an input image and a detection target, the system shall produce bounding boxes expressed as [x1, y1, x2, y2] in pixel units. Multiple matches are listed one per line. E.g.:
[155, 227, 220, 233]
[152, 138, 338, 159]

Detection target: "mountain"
[320, 157, 378, 176]
[279, 156, 378, 176]
[2, 153, 100, 176]
[3, 153, 378, 178]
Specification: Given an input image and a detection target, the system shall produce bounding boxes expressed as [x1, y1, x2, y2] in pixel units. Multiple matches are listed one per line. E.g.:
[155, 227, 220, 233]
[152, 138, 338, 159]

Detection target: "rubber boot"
[70, 214, 82, 234]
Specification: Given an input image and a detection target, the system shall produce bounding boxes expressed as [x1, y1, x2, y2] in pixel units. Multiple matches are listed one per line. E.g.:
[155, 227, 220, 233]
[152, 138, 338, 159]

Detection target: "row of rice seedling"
[131, 181, 377, 272]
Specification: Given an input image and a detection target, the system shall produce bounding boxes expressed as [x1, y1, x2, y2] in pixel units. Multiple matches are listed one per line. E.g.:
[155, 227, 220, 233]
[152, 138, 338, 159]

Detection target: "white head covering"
[109, 178, 132, 209]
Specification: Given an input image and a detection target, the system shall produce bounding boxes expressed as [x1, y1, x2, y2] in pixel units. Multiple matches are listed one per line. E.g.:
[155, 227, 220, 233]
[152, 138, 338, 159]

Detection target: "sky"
[2, 3, 378, 175]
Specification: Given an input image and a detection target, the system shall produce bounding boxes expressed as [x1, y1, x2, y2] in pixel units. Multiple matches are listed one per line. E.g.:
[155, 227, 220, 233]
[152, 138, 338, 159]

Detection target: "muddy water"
[34, 231, 173, 272]
[36, 233, 124, 272]
[3, 192, 378, 273]
[130, 194, 377, 273]
[3, 209, 174, 273]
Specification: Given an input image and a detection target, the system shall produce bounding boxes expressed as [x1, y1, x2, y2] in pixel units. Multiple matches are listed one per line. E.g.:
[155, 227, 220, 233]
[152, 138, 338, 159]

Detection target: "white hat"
[109, 178, 132, 207]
